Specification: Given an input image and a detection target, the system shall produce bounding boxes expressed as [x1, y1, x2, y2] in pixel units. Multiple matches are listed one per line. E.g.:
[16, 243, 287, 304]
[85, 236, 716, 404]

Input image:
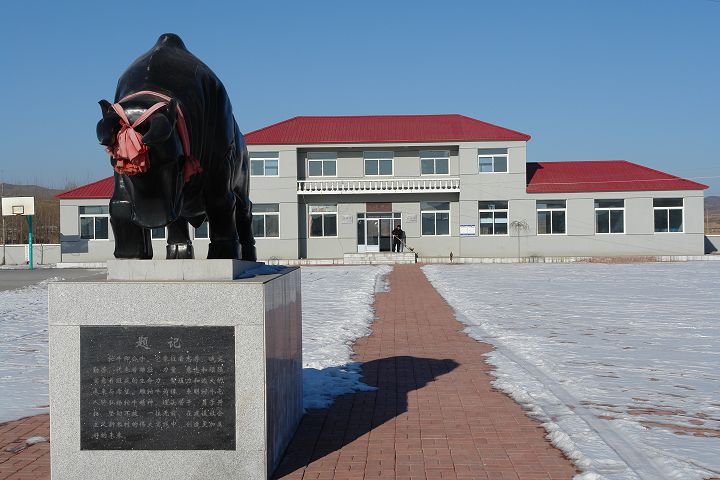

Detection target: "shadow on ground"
[273, 355, 459, 479]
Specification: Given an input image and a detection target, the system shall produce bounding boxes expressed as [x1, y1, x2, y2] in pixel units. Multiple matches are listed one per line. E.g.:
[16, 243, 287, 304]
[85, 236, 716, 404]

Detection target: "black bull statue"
[96, 33, 256, 261]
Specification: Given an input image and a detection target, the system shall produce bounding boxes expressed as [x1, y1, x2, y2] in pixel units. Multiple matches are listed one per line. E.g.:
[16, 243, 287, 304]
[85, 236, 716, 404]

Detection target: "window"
[420, 150, 450, 175]
[654, 198, 683, 232]
[478, 201, 509, 235]
[252, 204, 280, 238]
[151, 227, 166, 239]
[478, 148, 508, 173]
[79, 206, 109, 240]
[194, 221, 209, 239]
[421, 201, 450, 236]
[307, 152, 337, 177]
[364, 151, 393, 176]
[309, 204, 337, 237]
[537, 200, 566, 234]
[595, 199, 625, 234]
[249, 151, 279, 176]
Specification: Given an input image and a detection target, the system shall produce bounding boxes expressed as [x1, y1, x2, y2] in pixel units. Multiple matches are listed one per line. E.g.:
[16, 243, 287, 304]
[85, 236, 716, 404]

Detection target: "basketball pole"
[26, 215, 33, 270]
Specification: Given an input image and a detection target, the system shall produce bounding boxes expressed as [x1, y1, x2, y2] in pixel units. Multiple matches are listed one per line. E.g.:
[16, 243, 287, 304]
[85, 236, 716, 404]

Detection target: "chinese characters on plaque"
[80, 326, 235, 450]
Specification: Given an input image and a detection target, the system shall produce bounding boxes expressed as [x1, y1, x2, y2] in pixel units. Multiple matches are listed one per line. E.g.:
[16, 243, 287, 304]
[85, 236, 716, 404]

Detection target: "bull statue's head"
[97, 96, 185, 228]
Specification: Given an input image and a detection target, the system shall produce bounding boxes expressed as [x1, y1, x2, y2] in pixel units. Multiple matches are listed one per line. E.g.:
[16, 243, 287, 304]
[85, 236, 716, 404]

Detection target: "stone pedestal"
[48, 261, 302, 479]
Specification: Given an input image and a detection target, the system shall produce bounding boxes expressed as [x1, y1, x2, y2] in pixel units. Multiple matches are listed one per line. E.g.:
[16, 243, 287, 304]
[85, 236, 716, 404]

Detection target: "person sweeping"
[392, 224, 405, 253]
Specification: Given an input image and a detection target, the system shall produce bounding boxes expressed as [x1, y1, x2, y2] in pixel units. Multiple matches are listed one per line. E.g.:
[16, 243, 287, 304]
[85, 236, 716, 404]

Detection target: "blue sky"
[1, 0, 718, 193]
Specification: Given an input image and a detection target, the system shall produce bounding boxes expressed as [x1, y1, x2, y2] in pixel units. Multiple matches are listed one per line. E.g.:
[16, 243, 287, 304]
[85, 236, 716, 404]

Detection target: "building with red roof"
[58, 114, 707, 262]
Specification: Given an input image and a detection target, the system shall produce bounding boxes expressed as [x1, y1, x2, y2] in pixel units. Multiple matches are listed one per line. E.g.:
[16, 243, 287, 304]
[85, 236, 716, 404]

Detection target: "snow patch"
[0, 280, 54, 424]
[25, 436, 48, 445]
[301, 266, 390, 409]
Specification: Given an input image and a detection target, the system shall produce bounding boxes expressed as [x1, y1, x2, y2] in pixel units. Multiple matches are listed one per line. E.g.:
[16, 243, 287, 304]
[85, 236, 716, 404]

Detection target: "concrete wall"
[59, 139, 707, 261]
[248, 145, 300, 260]
[1, 244, 61, 265]
[457, 190, 705, 257]
[295, 146, 460, 179]
[60, 198, 115, 263]
[60, 198, 219, 262]
[297, 193, 461, 259]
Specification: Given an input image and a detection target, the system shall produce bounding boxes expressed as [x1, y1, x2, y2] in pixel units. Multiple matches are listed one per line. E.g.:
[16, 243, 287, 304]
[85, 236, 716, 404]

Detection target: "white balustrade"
[297, 177, 460, 194]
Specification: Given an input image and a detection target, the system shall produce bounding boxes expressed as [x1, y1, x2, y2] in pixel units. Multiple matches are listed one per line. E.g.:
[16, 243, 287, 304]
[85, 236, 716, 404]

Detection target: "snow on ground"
[0, 281, 52, 423]
[301, 265, 390, 409]
[424, 262, 720, 480]
[0, 266, 389, 422]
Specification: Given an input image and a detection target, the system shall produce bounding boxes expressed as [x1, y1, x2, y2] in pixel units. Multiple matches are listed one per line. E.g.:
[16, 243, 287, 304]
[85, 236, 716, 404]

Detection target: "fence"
[0, 244, 61, 265]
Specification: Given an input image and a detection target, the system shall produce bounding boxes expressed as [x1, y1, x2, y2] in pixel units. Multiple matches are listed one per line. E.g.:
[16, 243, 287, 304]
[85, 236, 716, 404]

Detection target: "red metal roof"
[56, 177, 114, 199]
[526, 161, 708, 193]
[245, 114, 531, 145]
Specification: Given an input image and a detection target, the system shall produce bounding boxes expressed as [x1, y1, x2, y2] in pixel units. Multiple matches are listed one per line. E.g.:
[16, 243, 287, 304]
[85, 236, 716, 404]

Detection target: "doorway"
[357, 212, 401, 253]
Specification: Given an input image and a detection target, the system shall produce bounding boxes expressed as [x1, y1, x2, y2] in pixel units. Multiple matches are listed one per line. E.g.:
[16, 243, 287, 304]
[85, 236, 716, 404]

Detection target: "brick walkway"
[0, 414, 49, 480]
[274, 264, 578, 480]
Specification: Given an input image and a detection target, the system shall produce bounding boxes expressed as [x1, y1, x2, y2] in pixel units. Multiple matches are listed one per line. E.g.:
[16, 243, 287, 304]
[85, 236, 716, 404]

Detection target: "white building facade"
[58, 115, 708, 262]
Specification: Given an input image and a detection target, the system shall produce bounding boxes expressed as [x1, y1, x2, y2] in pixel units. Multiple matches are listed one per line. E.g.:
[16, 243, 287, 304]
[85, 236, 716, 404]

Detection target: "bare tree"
[510, 220, 529, 259]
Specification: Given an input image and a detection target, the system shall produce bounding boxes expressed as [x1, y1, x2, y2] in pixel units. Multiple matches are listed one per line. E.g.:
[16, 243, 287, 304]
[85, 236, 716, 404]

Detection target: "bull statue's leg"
[110, 198, 153, 259]
[204, 189, 241, 259]
[235, 194, 257, 261]
[234, 138, 256, 261]
[110, 174, 153, 259]
[166, 217, 195, 259]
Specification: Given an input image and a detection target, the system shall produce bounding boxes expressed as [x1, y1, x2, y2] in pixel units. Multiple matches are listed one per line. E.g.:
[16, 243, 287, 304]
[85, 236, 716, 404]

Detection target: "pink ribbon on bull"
[106, 90, 202, 182]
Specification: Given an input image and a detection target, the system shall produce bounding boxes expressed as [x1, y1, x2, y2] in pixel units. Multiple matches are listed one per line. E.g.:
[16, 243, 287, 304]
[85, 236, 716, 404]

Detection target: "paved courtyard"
[0, 265, 576, 479]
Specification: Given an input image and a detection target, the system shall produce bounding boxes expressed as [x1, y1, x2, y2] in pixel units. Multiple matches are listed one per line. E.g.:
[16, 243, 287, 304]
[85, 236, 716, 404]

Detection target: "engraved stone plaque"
[80, 326, 235, 450]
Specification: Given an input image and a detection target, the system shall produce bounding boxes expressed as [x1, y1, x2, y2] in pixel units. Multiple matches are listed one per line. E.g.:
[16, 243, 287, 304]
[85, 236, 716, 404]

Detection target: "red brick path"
[274, 264, 579, 479]
[0, 414, 49, 480]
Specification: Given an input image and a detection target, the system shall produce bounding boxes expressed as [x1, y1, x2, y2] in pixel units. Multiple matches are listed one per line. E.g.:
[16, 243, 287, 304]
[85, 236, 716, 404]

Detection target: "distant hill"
[705, 195, 720, 210]
[1, 183, 63, 199]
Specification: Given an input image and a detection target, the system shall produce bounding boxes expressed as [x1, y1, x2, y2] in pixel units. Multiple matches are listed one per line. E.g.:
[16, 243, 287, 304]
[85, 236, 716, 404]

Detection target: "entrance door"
[365, 219, 380, 252]
[379, 218, 394, 252]
[357, 218, 382, 253]
[357, 212, 401, 252]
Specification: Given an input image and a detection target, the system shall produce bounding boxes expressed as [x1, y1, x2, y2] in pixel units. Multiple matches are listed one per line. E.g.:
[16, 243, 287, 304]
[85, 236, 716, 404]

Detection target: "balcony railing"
[297, 177, 460, 195]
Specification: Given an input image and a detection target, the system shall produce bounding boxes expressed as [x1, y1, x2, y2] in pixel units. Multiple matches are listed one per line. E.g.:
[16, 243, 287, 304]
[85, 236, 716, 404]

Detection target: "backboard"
[1, 196, 35, 216]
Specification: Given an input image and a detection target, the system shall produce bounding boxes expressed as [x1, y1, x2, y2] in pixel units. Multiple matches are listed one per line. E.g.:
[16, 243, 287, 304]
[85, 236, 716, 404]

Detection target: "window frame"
[594, 199, 625, 234]
[363, 151, 394, 177]
[653, 198, 684, 233]
[420, 201, 451, 237]
[536, 200, 567, 235]
[194, 221, 210, 240]
[477, 149, 509, 174]
[249, 152, 280, 177]
[308, 204, 338, 238]
[478, 201, 509, 236]
[79, 206, 110, 241]
[307, 152, 337, 177]
[150, 227, 167, 240]
[252, 204, 281, 239]
[420, 150, 450, 176]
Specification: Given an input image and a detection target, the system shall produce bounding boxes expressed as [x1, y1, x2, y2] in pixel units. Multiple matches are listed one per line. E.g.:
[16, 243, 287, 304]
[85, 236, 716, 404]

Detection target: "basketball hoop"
[2, 197, 34, 217]
[1, 197, 36, 269]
